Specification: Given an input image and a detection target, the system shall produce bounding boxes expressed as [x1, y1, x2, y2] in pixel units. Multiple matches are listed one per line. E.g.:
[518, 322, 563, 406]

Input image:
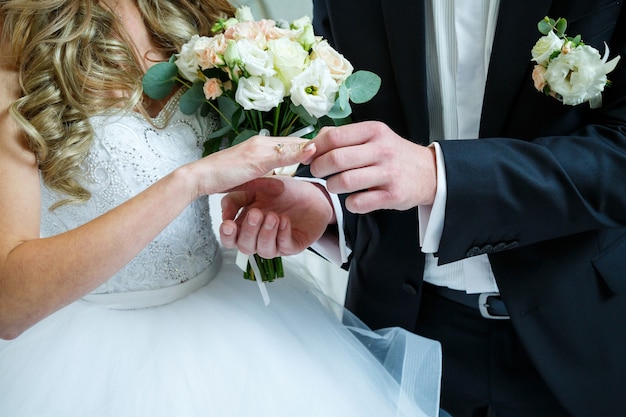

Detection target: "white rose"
[531, 31, 564, 66]
[544, 44, 618, 106]
[235, 75, 286, 112]
[267, 37, 309, 90]
[175, 35, 204, 82]
[236, 39, 275, 77]
[289, 59, 339, 118]
[311, 40, 354, 84]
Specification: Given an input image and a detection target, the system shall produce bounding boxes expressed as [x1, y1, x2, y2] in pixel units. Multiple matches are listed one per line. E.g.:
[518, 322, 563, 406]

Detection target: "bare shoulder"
[0, 22, 42, 249]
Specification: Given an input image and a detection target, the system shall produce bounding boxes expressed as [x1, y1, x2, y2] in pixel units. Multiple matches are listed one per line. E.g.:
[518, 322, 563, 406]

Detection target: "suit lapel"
[381, 0, 430, 143]
[480, 0, 554, 137]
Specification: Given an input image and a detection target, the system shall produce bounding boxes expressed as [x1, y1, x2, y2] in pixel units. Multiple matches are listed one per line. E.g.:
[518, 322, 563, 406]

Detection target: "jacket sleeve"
[436, 4, 626, 264]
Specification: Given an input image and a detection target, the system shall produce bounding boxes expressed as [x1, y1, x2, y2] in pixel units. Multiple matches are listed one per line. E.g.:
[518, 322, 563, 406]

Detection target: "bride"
[0, 1, 441, 416]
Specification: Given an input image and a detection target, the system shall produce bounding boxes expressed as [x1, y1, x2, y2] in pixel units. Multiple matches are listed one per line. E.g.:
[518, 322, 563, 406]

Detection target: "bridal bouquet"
[531, 16, 620, 108]
[143, 7, 380, 283]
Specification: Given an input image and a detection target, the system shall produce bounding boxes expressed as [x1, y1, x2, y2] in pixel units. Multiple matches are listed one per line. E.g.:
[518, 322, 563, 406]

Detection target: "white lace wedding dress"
[0, 93, 442, 417]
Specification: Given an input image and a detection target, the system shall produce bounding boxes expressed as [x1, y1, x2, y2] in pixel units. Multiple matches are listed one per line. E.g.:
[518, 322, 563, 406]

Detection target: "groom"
[221, 1, 626, 416]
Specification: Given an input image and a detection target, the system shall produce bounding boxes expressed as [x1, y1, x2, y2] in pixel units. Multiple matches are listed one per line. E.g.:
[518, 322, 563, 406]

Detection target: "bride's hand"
[186, 135, 315, 198]
[220, 176, 334, 258]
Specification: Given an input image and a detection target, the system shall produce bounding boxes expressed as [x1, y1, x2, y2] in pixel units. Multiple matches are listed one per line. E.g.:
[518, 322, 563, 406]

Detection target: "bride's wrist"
[169, 164, 204, 203]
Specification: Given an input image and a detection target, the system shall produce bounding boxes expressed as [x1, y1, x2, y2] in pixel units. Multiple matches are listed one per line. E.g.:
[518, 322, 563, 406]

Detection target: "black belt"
[425, 283, 510, 320]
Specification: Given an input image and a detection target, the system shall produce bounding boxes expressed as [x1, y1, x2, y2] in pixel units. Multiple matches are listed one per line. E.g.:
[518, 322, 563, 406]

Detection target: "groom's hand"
[310, 121, 437, 213]
[219, 177, 334, 259]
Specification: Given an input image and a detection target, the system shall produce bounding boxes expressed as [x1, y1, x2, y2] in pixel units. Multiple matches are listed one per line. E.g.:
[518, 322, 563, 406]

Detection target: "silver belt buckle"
[478, 292, 510, 320]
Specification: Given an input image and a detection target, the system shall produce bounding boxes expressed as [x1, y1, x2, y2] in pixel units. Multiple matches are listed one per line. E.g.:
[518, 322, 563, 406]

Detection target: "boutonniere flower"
[531, 16, 620, 108]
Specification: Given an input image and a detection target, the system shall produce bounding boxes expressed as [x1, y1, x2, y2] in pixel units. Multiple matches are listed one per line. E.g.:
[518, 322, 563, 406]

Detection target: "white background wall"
[236, 0, 313, 21]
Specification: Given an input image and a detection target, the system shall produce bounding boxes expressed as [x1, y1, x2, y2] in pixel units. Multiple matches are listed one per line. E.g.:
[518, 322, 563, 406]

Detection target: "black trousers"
[415, 284, 572, 417]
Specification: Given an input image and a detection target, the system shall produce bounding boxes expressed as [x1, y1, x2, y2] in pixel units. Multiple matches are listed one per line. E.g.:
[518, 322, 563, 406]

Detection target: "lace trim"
[82, 251, 222, 309]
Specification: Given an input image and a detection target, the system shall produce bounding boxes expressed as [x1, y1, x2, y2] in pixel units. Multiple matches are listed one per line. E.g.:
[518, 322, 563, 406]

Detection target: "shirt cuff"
[293, 176, 351, 266]
[418, 142, 447, 253]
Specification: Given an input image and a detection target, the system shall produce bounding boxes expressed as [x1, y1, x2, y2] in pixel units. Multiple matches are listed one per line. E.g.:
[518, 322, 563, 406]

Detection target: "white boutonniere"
[531, 16, 620, 108]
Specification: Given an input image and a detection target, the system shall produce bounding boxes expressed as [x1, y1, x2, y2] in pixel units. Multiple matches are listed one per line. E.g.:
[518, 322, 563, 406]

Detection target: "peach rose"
[203, 78, 223, 100]
[311, 40, 353, 84]
[532, 65, 547, 92]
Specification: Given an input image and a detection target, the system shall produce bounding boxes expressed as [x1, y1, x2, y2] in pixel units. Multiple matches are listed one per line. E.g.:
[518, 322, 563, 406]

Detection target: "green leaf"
[537, 19, 552, 35]
[327, 99, 352, 119]
[555, 17, 567, 37]
[216, 95, 242, 126]
[231, 129, 257, 146]
[179, 81, 206, 114]
[289, 102, 318, 125]
[202, 136, 224, 156]
[344, 70, 381, 104]
[205, 124, 234, 140]
[142, 62, 179, 99]
[337, 84, 350, 110]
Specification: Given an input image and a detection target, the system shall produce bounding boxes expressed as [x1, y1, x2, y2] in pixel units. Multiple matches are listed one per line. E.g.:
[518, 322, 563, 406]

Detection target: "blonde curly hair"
[1, 0, 235, 208]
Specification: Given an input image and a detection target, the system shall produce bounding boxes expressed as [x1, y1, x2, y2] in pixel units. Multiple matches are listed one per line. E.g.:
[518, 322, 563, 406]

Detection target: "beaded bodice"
[40, 95, 221, 294]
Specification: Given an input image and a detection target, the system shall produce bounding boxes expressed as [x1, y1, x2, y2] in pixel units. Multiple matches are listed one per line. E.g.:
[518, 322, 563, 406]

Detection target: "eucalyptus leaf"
[232, 129, 257, 146]
[344, 71, 381, 104]
[203, 136, 223, 156]
[289, 102, 318, 125]
[337, 84, 350, 110]
[216, 95, 241, 125]
[537, 19, 553, 35]
[555, 18, 567, 37]
[327, 99, 352, 119]
[179, 82, 207, 114]
[142, 62, 179, 99]
[205, 124, 234, 140]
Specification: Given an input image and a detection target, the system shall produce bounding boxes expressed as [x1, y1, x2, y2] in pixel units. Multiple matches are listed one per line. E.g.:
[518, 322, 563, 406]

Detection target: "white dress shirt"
[312, 0, 502, 294]
[419, 0, 501, 293]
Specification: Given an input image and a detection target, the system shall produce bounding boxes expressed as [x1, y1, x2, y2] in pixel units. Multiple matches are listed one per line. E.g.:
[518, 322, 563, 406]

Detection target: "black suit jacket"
[312, 1, 626, 416]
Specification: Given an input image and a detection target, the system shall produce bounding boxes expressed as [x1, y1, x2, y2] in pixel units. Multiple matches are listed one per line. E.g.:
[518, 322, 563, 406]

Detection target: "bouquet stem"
[243, 255, 284, 282]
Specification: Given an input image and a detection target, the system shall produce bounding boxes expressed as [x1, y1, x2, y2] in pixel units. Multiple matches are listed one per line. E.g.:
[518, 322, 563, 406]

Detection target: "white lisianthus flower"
[235, 6, 254, 22]
[236, 39, 275, 77]
[267, 37, 309, 90]
[235, 75, 286, 112]
[291, 16, 312, 31]
[175, 35, 204, 82]
[311, 40, 354, 84]
[290, 16, 315, 50]
[531, 30, 564, 66]
[290, 59, 339, 118]
[544, 43, 621, 106]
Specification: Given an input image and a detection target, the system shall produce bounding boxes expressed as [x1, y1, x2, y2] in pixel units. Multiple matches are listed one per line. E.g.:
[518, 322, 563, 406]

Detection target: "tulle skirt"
[0, 250, 441, 417]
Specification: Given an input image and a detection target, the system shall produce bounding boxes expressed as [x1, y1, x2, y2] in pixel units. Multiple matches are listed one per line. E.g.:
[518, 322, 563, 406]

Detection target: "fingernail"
[247, 212, 260, 226]
[222, 224, 234, 235]
[303, 143, 315, 152]
[279, 217, 288, 230]
[264, 216, 277, 230]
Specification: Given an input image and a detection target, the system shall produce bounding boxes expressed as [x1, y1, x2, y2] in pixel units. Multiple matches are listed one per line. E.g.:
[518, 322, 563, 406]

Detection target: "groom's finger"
[233, 208, 264, 255]
[255, 213, 281, 258]
[311, 121, 376, 156]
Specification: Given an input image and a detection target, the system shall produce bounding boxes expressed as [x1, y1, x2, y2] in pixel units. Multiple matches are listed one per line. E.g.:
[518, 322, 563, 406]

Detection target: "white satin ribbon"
[235, 125, 315, 305]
